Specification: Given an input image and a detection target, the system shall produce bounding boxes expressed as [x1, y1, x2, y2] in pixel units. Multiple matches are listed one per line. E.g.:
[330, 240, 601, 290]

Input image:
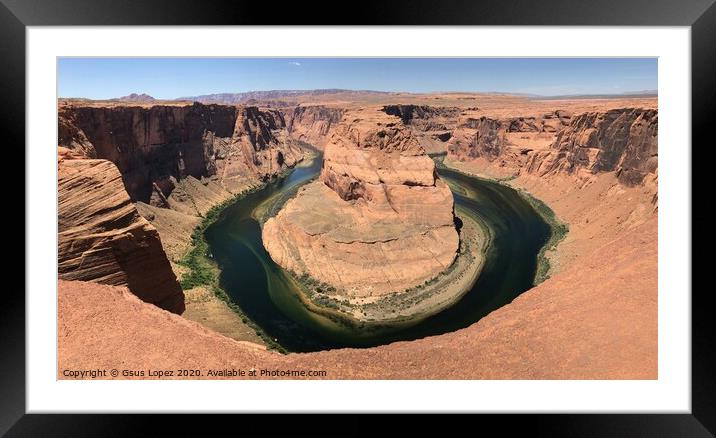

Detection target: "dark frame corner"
[5, 0, 713, 435]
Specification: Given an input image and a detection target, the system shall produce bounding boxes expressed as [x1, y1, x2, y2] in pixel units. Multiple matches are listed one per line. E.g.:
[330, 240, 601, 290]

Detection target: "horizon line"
[58, 88, 659, 101]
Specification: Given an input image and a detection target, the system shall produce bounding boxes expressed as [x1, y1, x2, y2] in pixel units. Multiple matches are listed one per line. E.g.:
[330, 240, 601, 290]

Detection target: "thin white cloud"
[288, 61, 301, 66]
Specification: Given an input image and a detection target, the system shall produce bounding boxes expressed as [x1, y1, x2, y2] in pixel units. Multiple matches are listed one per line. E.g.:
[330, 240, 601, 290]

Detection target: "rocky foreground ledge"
[58, 208, 656, 379]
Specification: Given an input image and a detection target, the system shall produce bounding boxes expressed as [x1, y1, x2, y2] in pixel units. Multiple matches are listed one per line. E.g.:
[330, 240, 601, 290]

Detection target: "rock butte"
[263, 108, 459, 297]
[56, 91, 658, 378]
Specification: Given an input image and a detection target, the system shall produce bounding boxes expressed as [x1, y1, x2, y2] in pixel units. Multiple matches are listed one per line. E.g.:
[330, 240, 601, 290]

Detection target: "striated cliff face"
[284, 105, 344, 148]
[58, 159, 185, 314]
[58, 103, 304, 202]
[263, 109, 459, 297]
[382, 105, 461, 153]
[449, 117, 507, 160]
[447, 108, 657, 186]
[382, 104, 461, 128]
[525, 108, 658, 185]
[57, 102, 309, 314]
[215, 106, 303, 192]
[58, 96, 658, 379]
[448, 111, 572, 161]
[59, 103, 236, 201]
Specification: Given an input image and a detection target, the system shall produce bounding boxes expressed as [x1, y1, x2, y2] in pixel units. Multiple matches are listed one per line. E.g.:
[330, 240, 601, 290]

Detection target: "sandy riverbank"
[442, 155, 657, 277]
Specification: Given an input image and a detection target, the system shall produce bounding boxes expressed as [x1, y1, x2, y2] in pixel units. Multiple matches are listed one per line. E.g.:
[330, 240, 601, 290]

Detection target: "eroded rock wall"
[447, 108, 657, 186]
[57, 103, 307, 312]
[382, 105, 461, 153]
[58, 103, 304, 202]
[284, 105, 344, 148]
[447, 111, 572, 161]
[58, 159, 185, 314]
[525, 108, 658, 185]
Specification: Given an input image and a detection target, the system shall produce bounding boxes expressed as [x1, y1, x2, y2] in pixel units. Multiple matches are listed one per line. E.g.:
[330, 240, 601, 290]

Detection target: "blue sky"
[58, 58, 657, 99]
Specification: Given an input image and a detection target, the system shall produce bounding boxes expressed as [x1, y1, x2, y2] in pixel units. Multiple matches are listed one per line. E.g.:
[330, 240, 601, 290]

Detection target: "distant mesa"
[113, 93, 157, 102]
[177, 89, 393, 105]
[532, 90, 658, 100]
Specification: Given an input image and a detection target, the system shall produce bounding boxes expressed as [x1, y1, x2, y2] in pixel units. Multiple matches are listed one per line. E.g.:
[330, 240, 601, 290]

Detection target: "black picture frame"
[4, 0, 711, 435]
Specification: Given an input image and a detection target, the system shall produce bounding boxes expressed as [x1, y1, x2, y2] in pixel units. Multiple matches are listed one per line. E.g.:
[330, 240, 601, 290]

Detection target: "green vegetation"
[516, 189, 569, 284]
[495, 174, 518, 183]
[180, 186, 260, 290]
[178, 183, 287, 354]
[178, 144, 320, 353]
[292, 272, 349, 311]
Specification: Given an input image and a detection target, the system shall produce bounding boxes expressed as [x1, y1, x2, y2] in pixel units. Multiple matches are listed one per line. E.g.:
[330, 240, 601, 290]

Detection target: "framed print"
[6, 0, 713, 434]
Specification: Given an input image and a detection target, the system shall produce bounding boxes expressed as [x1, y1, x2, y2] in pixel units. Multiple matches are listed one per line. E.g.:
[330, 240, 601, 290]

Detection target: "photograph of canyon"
[57, 58, 658, 380]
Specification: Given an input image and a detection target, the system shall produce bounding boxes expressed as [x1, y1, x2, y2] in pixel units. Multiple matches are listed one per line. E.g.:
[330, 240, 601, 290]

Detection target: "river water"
[204, 152, 551, 352]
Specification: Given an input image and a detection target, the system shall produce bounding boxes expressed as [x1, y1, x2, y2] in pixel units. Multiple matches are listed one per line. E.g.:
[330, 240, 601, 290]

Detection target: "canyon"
[57, 91, 658, 378]
[57, 101, 307, 321]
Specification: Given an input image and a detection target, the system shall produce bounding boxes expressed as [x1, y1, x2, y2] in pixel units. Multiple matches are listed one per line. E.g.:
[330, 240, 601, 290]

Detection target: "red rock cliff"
[382, 105, 461, 152]
[284, 105, 344, 148]
[58, 103, 304, 201]
[448, 111, 572, 161]
[58, 159, 185, 314]
[525, 108, 658, 185]
[447, 108, 657, 186]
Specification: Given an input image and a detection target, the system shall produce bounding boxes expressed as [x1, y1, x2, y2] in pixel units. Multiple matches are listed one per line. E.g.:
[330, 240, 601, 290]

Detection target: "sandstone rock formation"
[58, 103, 304, 202]
[58, 158, 185, 314]
[263, 109, 459, 297]
[56, 93, 659, 380]
[58, 208, 657, 379]
[525, 108, 658, 185]
[447, 108, 657, 186]
[284, 105, 344, 148]
[58, 101, 309, 264]
[57, 102, 309, 315]
[443, 106, 659, 279]
[383, 105, 461, 153]
[447, 111, 572, 162]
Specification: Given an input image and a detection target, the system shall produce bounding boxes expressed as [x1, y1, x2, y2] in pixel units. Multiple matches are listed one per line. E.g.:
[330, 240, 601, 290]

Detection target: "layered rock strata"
[525, 108, 658, 185]
[443, 107, 659, 277]
[57, 95, 659, 379]
[58, 159, 185, 314]
[382, 105, 461, 153]
[58, 103, 304, 202]
[57, 103, 307, 315]
[59, 205, 657, 380]
[284, 105, 344, 148]
[447, 111, 572, 166]
[263, 109, 459, 297]
[447, 108, 657, 185]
